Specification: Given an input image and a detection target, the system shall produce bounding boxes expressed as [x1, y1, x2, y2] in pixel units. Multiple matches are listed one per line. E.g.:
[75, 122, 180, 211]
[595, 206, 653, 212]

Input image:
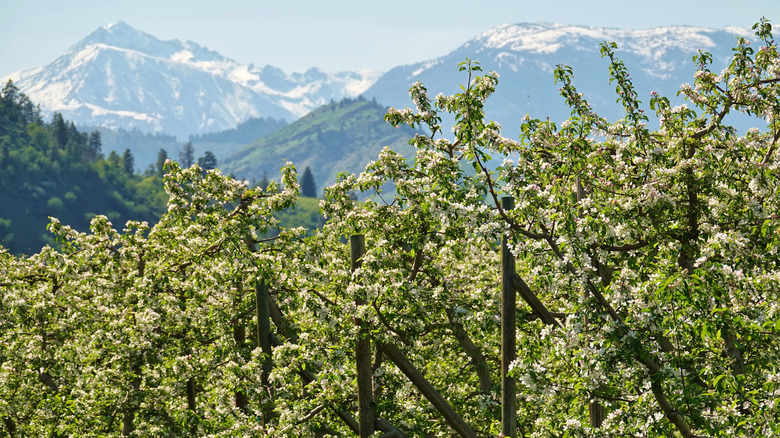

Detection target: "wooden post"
[186, 377, 197, 411]
[233, 321, 248, 411]
[351, 235, 374, 438]
[501, 196, 517, 437]
[577, 177, 605, 427]
[121, 363, 142, 436]
[186, 376, 197, 435]
[256, 278, 274, 422]
[380, 342, 478, 438]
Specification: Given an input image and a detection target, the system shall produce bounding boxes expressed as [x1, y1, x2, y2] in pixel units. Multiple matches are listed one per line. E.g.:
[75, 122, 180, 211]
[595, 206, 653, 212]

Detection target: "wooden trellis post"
[256, 278, 274, 422]
[577, 177, 605, 427]
[351, 235, 375, 438]
[501, 196, 517, 437]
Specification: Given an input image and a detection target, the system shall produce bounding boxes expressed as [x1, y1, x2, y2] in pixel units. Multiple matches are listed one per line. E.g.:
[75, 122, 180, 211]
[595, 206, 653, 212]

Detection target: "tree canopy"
[2, 20, 780, 438]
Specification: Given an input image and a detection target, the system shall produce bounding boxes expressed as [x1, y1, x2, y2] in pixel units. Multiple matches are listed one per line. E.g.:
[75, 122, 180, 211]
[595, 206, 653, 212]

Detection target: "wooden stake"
[351, 235, 375, 438]
[379, 342, 477, 438]
[256, 278, 274, 422]
[501, 196, 517, 437]
[577, 177, 605, 427]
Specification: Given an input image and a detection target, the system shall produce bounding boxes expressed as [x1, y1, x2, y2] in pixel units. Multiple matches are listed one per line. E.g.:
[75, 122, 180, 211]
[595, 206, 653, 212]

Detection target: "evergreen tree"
[0, 80, 40, 128]
[300, 166, 316, 198]
[121, 148, 135, 173]
[16, 93, 41, 126]
[0, 137, 9, 168]
[107, 150, 121, 167]
[1, 80, 21, 130]
[155, 148, 168, 176]
[84, 131, 102, 162]
[1, 80, 18, 105]
[66, 122, 87, 163]
[179, 142, 195, 168]
[67, 122, 84, 145]
[197, 150, 217, 170]
[258, 171, 270, 191]
[50, 113, 68, 149]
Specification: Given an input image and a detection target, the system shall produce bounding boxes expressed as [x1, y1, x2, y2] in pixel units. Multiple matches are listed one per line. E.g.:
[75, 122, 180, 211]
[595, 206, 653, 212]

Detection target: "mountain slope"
[366, 23, 751, 137]
[3, 21, 381, 138]
[0, 82, 168, 255]
[221, 97, 417, 191]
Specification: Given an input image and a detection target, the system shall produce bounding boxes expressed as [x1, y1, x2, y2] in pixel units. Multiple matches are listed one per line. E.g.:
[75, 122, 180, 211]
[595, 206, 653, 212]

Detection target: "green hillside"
[222, 97, 418, 193]
[0, 80, 168, 255]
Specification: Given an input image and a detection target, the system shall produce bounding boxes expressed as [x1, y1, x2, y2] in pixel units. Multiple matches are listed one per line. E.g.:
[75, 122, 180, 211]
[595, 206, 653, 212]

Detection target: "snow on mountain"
[474, 23, 723, 53]
[2, 21, 753, 141]
[366, 23, 750, 137]
[2, 21, 381, 138]
[467, 23, 749, 78]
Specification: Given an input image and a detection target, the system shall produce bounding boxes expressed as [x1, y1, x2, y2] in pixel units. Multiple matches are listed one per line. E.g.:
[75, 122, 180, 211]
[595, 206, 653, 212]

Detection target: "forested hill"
[0, 80, 167, 255]
[221, 96, 418, 189]
[79, 116, 289, 173]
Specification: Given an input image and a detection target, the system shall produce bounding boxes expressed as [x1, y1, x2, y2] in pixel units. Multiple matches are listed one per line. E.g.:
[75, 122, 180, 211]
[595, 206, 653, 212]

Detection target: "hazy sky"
[2, 0, 779, 76]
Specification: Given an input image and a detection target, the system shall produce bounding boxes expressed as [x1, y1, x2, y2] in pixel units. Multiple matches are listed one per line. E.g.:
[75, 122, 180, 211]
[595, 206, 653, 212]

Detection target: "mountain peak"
[103, 20, 134, 32]
[84, 20, 150, 44]
[75, 21, 183, 59]
[1, 21, 383, 138]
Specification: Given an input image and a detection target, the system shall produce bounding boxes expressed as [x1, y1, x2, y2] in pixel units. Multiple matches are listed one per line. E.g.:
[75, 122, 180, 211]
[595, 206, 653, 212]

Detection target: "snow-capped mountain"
[2, 21, 753, 141]
[367, 23, 751, 136]
[2, 21, 381, 138]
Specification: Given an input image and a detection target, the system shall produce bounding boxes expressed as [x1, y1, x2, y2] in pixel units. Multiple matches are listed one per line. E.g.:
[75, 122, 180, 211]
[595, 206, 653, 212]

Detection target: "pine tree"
[121, 148, 135, 174]
[50, 113, 67, 149]
[1, 80, 18, 105]
[1, 80, 41, 126]
[300, 166, 317, 198]
[197, 150, 217, 170]
[107, 150, 121, 167]
[66, 122, 87, 162]
[16, 93, 41, 125]
[179, 142, 195, 168]
[258, 171, 270, 191]
[84, 131, 102, 162]
[0, 137, 9, 168]
[155, 148, 168, 176]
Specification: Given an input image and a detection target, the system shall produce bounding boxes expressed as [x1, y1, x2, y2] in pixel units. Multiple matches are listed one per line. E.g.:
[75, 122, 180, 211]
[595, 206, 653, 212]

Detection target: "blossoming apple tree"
[2, 19, 780, 438]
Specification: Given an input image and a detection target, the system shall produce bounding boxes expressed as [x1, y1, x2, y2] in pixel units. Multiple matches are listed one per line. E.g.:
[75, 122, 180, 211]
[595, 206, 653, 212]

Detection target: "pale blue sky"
[1, 0, 779, 76]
